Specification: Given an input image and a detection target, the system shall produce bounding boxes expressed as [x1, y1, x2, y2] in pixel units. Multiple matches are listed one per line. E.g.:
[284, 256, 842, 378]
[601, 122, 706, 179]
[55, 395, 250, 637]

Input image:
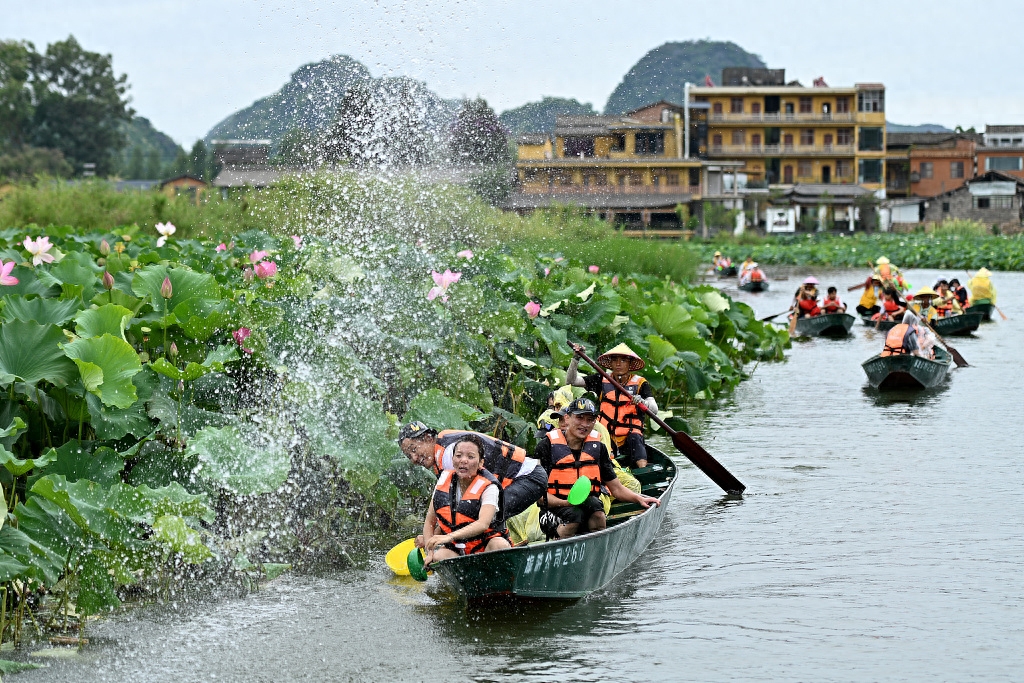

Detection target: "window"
[986, 156, 1023, 171]
[974, 197, 990, 209]
[564, 136, 595, 158]
[798, 160, 813, 177]
[859, 127, 884, 151]
[837, 128, 854, 145]
[584, 173, 607, 186]
[836, 159, 852, 177]
[836, 97, 850, 113]
[976, 195, 1013, 209]
[919, 162, 933, 179]
[799, 97, 812, 114]
[751, 102, 762, 115]
[823, 133, 833, 147]
[751, 133, 762, 148]
[800, 129, 814, 145]
[732, 130, 745, 145]
[950, 161, 965, 179]
[617, 174, 626, 186]
[822, 102, 832, 114]
[857, 90, 885, 112]
[730, 98, 744, 114]
[859, 159, 883, 183]
[689, 168, 701, 186]
[784, 102, 795, 115]
[783, 165, 794, 183]
[783, 133, 794, 148]
[556, 171, 573, 186]
[712, 134, 723, 148]
[610, 134, 626, 152]
[713, 102, 723, 115]
[942, 202, 950, 212]
[634, 132, 664, 155]
[666, 173, 680, 186]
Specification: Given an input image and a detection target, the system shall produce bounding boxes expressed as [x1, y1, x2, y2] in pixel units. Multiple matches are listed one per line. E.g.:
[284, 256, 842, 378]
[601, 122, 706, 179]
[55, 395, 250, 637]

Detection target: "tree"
[274, 127, 317, 168]
[0, 145, 73, 180]
[498, 97, 597, 136]
[144, 148, 163, 180]
[0, 40, 35, 150]
[27, 36, 133, 175]
[449, 98, 509, 166]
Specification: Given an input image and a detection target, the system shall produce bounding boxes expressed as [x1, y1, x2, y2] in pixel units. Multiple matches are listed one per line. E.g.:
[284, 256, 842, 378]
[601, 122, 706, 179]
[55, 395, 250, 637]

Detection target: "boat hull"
[716, 265, 738, 277]
[739, 281, 769, 292]
[431, 448, 676, 601]
[861, 347, 952, 390]
[860, 315, 897, 331]
[930, 312, 983, 336]
[795, 312, 856, 337]
[968, 301, 994, 321]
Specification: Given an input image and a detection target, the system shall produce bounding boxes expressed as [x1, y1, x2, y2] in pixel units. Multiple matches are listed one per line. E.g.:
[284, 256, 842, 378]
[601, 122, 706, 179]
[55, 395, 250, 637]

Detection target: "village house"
[976, 125, 1024, 181]
[884, 131, 979, 199]
[211, 140, 282, 192]
[920, 170, 1024, 229]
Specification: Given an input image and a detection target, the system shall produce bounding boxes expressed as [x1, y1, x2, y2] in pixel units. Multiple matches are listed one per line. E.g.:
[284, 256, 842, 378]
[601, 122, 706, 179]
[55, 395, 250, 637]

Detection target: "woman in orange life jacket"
[821, 286, 847, 314]
[948, 278, 969, 307]
[793, 277, 821, 318]
[932, 280, 962, 317]
[422, 434, 510, 565]
[564, 342, 657, 469]
[880, 311, 934, 359]
[872, 287, 906, 321]
[397, 422, 548, 523]
[534, 398, 661, 539]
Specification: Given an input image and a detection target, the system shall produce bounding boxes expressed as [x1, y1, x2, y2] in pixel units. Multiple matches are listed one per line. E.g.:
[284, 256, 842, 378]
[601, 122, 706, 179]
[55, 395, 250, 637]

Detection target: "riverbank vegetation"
[696, 226, 1024, 271]
[0, 173, 787, 651]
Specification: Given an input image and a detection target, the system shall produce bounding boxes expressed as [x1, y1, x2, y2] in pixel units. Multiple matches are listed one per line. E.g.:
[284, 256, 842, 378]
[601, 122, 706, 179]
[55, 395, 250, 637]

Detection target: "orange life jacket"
[434, 430, 528, 488]
[432, 468, 506, 554]
[798, 298, 821, 316]
[598, 375, 646, 443]
[881, 324, 911, 357]
[883, 299, 901, 314]
[751, 269, 765, 282]
[546, 428, 607, 500]
[822, 297, 843, 313]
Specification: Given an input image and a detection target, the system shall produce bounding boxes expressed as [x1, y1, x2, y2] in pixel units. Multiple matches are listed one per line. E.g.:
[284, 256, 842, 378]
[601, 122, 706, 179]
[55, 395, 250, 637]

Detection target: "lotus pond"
[0, 175, 789, 669]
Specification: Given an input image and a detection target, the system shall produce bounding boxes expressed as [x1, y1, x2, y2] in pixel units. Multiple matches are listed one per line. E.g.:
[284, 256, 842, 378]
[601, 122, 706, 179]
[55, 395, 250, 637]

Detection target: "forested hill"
[604, 40, 765, 114]
[499, 97, 598, 135]
[204, 55, 372, 144]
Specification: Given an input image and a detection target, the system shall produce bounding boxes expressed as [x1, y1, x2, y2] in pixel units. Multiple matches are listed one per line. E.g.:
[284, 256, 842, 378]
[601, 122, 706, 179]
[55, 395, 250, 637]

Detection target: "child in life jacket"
[565, 343, 658, 469]
[948, 278, 969, 307]
[932, 280, 962, 317]
[872, 288, 906, 321]
[821, 286, 846, 314]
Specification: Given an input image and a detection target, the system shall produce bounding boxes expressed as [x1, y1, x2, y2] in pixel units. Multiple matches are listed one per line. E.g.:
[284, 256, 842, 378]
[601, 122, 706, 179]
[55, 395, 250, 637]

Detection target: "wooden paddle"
[760, 307, 794, 322]
[923, 320, 968, 368]
[569, 344, 745, 494]
[965, 270, 1008, 320]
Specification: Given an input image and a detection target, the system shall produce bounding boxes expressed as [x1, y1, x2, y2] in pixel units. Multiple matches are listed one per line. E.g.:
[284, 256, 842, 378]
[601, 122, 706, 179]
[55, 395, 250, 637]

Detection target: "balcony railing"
[886, 178, 909, 191]
[708, 144, 856, 157]
[520, 183, 701, 196]
[709, 112, 856, 124]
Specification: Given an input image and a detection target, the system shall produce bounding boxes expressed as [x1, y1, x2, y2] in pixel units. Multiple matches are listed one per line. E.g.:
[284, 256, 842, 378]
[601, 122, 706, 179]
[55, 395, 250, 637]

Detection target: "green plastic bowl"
[407, 547, 428, 581]
[567, 475, 592, 506]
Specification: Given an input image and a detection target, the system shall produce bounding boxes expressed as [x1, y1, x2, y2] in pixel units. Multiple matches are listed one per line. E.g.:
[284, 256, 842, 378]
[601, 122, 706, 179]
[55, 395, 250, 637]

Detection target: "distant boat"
[739, 280, 769, 292]
[966, 300, 994, 322]
[794, 312, 856, 337]
[861, 346, 952, 390]
[430, 446, 676, 601]
[930, 311, 983, 336]
[860, 315, 898, 331]
[716, 265, 738, 277]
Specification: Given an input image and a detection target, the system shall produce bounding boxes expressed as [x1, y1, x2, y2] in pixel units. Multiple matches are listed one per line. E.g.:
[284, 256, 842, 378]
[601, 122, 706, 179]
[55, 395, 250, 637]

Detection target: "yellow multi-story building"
[689, 73, 886, 191]
[509, 105, 716, 231]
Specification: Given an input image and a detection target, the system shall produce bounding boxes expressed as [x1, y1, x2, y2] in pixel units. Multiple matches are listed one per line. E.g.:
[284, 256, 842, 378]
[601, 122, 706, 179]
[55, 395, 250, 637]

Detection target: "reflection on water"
[19, 269, 1024, 682]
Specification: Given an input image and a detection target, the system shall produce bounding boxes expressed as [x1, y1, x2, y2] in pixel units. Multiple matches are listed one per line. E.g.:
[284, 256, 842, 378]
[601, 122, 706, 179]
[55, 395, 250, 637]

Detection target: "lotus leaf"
[531, 318, 573, 366]
[0, 524, 64, 585]
[30, 441, 124, 486]
[152, 514, 213, 564]
[1, 295, 81, 326]
[86, 392, 152, 440]
[403, 388, 485, 431]
[77, 551, 121, 615]
[0, 320, 78, 387]
[49, 251, 103, 300]
[62, 333, 143, 409]
[645, 335, 678, 369]
[131, 264, 222, 317]
[74, 304, 134, 340]
[187, 425, 291, 496]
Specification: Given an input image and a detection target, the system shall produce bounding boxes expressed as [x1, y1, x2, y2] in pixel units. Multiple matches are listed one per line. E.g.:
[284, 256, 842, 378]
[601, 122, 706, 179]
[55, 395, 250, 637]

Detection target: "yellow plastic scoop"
[385, 538, 416, 576]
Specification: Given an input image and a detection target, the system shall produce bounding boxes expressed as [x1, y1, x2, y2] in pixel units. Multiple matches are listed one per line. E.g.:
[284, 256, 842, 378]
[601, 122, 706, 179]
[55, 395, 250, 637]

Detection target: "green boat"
[794, 312, 856, 337]
[739, 280, 769, 292]
[861, 346, 952, 390]
[967, 299, 994, 322]
[430, 446, 677, 601]
[930, 311, 983, 336]
[860, 315, 898, 331]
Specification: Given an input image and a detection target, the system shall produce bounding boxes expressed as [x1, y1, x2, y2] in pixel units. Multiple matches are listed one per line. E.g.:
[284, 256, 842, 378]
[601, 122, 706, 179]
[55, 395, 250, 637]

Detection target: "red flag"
[704, 74, 714, 87]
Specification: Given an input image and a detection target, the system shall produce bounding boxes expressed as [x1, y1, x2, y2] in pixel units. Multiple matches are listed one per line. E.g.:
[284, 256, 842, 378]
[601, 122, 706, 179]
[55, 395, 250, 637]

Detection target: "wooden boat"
[930, 311, 983, 336]
[861, 346, 952, 390]
[739, 280, 769, 292]
[716, 265, 738, 277]
[430, 446, 677, 601]
[860, 315, 898, 331]
[967, 300, 994, 322]
[794, 312, 856, 337]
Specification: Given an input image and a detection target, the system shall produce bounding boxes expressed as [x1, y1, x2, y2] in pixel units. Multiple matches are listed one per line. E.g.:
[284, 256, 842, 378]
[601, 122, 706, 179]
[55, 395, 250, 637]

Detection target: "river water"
[19, 268, 1023, 682]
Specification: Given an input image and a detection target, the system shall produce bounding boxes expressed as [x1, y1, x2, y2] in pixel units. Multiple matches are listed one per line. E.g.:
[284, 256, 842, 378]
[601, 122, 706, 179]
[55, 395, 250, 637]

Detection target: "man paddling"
[535, 398, 660, 539]
[398, 422, 547, 521]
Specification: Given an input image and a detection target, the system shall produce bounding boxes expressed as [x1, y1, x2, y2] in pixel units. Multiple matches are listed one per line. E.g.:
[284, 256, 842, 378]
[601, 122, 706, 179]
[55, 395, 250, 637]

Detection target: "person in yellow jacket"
[967, 268, 997, 305]
[855, 275, 882, 316]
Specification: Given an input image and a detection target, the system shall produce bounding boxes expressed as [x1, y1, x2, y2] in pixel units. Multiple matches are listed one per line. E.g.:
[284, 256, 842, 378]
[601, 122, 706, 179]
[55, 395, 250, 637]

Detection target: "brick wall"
[922, 186, 1022, 224]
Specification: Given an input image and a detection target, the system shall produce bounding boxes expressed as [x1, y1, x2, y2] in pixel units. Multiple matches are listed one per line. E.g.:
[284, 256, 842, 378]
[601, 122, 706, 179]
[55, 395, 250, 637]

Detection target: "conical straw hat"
[976, 267, 992, 277]
[913, 286, 938, 298]
[876, 256, 890, 265]
[597, 343, 645, 371]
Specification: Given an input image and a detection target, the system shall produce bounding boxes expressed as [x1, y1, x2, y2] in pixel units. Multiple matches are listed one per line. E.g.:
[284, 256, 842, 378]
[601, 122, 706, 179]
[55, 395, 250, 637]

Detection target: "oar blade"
[948, 346, 969, 368]
[669, 430, 746, 494]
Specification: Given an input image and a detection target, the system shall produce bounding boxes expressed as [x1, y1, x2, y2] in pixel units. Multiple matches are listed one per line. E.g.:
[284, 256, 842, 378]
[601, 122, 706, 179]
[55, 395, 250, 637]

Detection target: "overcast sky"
[5, 0, 1023, 145]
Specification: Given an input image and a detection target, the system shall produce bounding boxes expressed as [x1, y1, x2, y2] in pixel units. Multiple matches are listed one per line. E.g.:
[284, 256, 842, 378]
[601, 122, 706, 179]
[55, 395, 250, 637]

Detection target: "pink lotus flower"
[291, 235, 303, 249]
[612, 275, 619, 286]
[524, 301, 541, 319]
[155, 222, 176, 247]
[254, 260, 278, 279]
[99, 239, 110, 255]
[216, 243, 227, 252]
[554, 257, 564, 263]
[427, 269, 461, 302]
[588, 265, 600, 274]
[0, 261, 18, 286]
[544, 268, 550, 276]
[102, 271, 115, 290]
[456, 249, 473, 260]
[249, 250, 268, 264]
[242, 268, 254, 283]
[232, 327, 253, 354]
[160, 277, 173, 299]
[23, 236, 55, 266]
